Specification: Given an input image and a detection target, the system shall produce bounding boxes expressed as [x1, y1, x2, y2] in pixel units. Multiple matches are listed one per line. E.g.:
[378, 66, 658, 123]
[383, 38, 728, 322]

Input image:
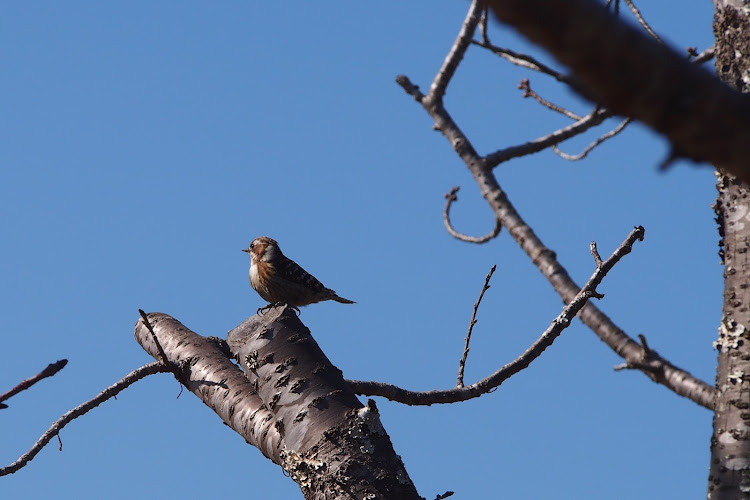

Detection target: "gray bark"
[135, 308, 421, 500]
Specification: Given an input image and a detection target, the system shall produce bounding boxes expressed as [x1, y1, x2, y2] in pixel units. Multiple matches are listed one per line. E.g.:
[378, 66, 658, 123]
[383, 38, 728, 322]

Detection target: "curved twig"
[485, 107, 612, 167]
[443, 186, 501, 244]
[349, 228, 643, 405]
[0, 362, 171, 476]
[553, 117, 632, 161]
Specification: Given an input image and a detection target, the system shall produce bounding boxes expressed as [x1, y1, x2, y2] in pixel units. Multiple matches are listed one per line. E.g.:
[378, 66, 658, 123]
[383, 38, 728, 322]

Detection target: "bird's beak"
[242, 248, 251, 254]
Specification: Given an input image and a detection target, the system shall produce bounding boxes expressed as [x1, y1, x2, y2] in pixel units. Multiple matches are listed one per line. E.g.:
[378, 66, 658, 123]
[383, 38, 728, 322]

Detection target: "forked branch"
[348, 228, 644, 405]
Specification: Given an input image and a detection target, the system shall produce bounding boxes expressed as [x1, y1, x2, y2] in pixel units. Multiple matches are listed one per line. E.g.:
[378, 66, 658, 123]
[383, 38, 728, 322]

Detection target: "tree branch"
[0, 359, 68, 410]
[457, 265, 497, 388]
[443, 186, 501, 244]
[397, 0, 716, 409]
[0, 362, 170, 476]
[348, 229, 641, 405]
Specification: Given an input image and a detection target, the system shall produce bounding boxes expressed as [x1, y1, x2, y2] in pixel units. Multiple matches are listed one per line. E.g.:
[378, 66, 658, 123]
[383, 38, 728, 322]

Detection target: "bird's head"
[242, 236, 281, 264]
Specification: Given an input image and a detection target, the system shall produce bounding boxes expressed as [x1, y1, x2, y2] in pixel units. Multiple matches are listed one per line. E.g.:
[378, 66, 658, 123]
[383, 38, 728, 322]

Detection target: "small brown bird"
[242, 236, 355, 308]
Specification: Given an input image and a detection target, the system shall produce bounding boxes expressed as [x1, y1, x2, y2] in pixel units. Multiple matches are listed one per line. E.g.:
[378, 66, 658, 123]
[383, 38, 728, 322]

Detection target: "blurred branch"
[0, 360, 68, 410]
[483, 0, 750, 181]
[0, 362, 171, 476]
[349, 228, 642, 405]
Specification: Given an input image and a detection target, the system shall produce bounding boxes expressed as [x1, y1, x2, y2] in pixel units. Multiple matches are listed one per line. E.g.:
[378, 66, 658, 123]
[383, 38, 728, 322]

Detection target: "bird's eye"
[250, 243, 255, 249]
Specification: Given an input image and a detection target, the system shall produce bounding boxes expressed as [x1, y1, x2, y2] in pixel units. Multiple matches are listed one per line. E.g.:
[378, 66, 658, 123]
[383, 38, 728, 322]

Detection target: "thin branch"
[457, 265, 497, 388]
[349, 229, 642, 405]
[139, 308, 169, 366]
[429, 0, 484, 101]
[472, 41, 571, 83]
[623, 0, 662, 43]
[690, 46, 715, 65]
[553, 118, 632, 161]
[485, 108, 612, 167]
[0, 362, 171, 476]
[443, 186, 501, 244]
[0, 360, 68, 409]
[518, 78, 581, 120]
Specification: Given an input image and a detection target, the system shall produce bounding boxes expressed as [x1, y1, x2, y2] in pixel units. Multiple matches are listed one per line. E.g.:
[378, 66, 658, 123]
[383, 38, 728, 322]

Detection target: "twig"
[443, 186, 501, 244]
[139, 309, 170, 366]
[435, 492, 455, 500]
[485, 108, 612, 167]
[552, 118, 631, 161]
[473, 41, 570, 83]
[0, 360, 68, 409]
[457, 265, 497, 388]
[518, 78, 581, 120]
[348, 229, 642, 405]
[624, 0, 662, 43]
[0, 362, 171, 476]
[690, 46, 714, 65]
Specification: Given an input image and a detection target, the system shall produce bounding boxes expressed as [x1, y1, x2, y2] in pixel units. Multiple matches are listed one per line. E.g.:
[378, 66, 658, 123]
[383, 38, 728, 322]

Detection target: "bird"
[242, 236, 355, 310]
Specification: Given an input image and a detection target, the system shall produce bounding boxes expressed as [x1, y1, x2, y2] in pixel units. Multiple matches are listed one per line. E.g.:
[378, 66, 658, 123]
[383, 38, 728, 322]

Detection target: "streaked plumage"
[242, 236, 355, 308]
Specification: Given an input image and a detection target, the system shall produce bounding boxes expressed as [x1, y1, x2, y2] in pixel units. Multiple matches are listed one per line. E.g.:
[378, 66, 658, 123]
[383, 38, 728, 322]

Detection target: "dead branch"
[0, 362, 171, 476]
[348, 228, 642, 405]
[443, 186, 501, 243]
[457, 265, 497, 388]
[0, 360, 68, 409]
[396, 0, 715, 409]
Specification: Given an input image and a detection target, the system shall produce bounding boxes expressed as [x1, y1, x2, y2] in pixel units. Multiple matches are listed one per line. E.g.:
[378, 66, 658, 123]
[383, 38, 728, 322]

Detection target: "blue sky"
[1, 2, 718, 498]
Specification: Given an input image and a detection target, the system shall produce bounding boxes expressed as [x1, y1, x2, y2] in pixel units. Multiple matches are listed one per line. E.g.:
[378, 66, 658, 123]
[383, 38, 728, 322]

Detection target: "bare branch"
[0, 360, 68, 409]
[473, 41, 570, 83]
[457, 265, 497, 388]
[0, 362, 171, 477]
[429, 0, 484, 101]
[553, 118, 632, 161]
[139, 309, 169, 366]
[518, 78, 582, 120]
[485, 108, 612, 167]
[397, 1, 716, 408]
[349, 229, 641, 405]
[443, 186, 501, 244]
[623, 0, 662, 43]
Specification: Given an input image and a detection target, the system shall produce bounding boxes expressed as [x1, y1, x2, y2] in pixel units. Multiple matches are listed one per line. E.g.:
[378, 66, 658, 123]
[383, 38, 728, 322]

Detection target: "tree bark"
[709, 5, 750, 498]
[135, 309, 421, 500]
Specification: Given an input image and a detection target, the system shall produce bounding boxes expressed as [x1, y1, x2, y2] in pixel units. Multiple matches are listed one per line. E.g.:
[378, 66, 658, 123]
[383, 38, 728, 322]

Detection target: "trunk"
[709, 4, 750, 498]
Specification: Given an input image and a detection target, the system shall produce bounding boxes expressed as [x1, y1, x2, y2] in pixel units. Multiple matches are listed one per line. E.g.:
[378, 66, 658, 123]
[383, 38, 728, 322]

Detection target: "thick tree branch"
[348, 228, 640, 405]
[0, 362, 170, 476]
[136, 310, 421, 499]
[484, 0, 750, 181]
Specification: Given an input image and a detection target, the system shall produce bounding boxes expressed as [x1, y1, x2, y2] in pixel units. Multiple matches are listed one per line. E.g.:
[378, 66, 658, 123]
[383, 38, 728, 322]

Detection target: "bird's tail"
[332, 294, 355, 304]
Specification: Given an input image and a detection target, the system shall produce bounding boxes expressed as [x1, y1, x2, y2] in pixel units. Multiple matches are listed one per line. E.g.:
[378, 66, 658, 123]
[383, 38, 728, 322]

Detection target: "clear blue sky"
[1, 2, 718, 499]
